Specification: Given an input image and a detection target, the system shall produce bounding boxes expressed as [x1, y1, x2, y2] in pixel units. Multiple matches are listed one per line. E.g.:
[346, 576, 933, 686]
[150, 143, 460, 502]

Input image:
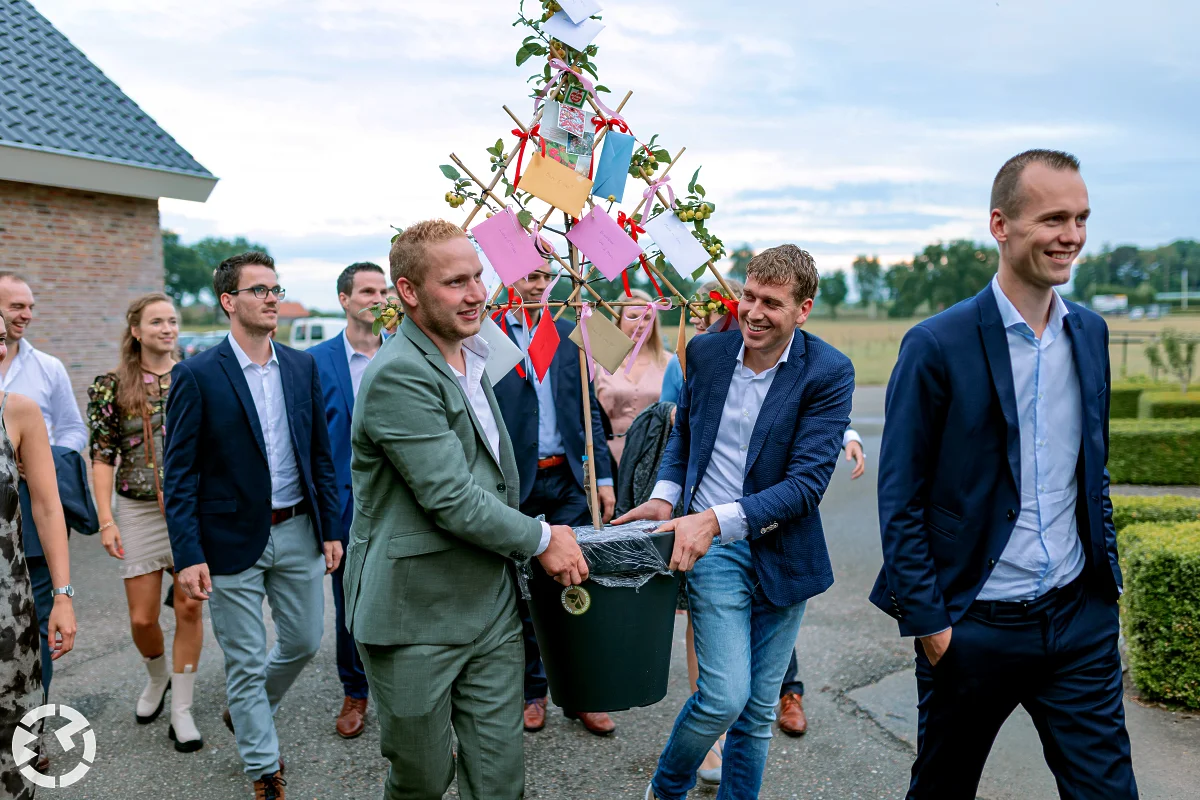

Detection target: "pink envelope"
[472, 209, 545, 285]
[565, 206, 644, 282]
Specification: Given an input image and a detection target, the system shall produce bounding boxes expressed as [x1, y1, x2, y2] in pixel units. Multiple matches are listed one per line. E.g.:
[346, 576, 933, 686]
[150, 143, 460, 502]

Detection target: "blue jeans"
[652, 540, 805, 800]
[208, 515, 326, 779]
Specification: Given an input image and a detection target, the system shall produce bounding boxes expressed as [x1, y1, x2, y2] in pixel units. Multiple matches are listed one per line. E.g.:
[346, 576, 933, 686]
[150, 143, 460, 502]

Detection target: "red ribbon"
[616, 212, 663, 299]
[491, 288, 532, 377]
[587, 115, 629, 181]
[511, 124, 542, 189]
[710, 290, 740, 332]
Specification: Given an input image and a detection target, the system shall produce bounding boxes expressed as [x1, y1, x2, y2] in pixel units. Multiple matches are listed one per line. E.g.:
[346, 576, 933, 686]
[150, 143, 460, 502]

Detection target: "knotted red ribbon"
[616, 212, 663, 299]
[511, 124, 543, 189]
[710, 290, 740, 332]
[587, 115, 631, 181]
[491, 288, 533, 377]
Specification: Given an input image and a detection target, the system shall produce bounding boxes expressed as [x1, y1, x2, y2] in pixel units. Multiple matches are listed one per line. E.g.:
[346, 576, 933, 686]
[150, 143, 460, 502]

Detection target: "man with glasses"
[164, 251, 341, 800]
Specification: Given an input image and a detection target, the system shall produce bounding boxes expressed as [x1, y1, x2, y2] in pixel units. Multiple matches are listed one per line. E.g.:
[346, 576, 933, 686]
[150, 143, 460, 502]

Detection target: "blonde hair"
[625, 289, 669, 364]
[388, 219, 466, 287]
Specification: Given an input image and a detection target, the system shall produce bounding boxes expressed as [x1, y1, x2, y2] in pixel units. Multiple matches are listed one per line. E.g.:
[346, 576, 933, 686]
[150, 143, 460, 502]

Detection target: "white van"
[290, 317, 347, 350]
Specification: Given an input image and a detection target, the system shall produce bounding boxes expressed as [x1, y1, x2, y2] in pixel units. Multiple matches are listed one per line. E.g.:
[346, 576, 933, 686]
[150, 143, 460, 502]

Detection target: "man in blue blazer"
[310, 261, 389, 739]
[872, 150, 1137, 799]
[491, 267, 618, 737]
[619, 245, 854, 800]
[164, 252, 342, 799]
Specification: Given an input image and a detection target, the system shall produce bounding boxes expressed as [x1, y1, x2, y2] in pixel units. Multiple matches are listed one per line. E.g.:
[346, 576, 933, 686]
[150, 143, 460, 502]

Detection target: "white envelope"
[478, 315, 525, 384]
[543, 11, 605, 52]
[643, 212, 713, 278]
[559, 0, 602, 24]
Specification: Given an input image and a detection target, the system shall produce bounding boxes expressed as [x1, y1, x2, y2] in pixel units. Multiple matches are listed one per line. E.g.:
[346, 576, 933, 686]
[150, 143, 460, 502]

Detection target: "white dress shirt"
[227, 334, 304, 510]
[342, 331, 379, 399]
[448, 335, 553, 557]
[976, 277, 1085, 601]
[650, 331, 797, 543]
[0, 340, 88, 452]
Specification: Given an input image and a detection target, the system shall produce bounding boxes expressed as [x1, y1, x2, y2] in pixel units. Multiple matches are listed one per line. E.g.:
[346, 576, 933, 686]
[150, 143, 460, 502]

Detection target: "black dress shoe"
[223, 708, 234, 734]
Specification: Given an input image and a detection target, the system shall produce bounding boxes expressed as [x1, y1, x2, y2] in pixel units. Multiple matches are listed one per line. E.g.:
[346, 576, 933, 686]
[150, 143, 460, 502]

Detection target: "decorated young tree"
[380, 0, 739, 529]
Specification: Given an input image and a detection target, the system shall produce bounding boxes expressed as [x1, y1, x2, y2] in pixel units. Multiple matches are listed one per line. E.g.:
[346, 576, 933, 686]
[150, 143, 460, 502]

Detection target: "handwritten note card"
[471, 208, 545, 285]
[643, 211, 712, 278]
[565, 207, 643, 281]
[543, 11, 605, 52]
[478, 315, 526, 384]
[559, 0, 602, 24]
[568, 311, 635, 374]
[590, 130, 634, 202]
[519, 153, 593, 217]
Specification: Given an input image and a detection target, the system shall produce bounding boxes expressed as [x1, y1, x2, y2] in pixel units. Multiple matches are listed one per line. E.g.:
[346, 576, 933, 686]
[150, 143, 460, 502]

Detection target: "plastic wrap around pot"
[574, 521, 673, 588]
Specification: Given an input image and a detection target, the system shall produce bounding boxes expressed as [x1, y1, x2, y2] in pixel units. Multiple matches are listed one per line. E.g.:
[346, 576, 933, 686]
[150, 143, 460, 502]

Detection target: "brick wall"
[0, 178, 164, 414]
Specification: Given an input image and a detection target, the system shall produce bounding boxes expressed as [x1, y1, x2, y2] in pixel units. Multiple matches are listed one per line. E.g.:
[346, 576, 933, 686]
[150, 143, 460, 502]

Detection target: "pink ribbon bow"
[642, 175, 676, 217]
[537, 58, 625, 127]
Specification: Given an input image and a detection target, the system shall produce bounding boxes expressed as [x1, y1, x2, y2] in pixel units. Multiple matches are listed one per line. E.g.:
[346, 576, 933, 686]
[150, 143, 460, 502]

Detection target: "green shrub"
[1120, 521, 1200, 708]
[1140, 391, 1200, 419]
[1110, 386, 1144, 419]
[1112, 495, 1200, 532]
[1109, 420, 1200, 485]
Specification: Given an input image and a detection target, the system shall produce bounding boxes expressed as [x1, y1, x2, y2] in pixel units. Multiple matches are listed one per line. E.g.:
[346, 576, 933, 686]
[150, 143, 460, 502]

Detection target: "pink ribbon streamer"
[578, 303, 597, 382]
[623, 297, 673, 376]
[537, 58, 625, 127]
[642, 175, 676, 217]
[528, 217, 556, 258]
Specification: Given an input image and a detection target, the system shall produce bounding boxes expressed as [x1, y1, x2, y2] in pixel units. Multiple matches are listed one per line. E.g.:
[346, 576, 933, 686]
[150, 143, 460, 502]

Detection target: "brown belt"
[271, 503, 306, 526]
[537, 454, 566, 470]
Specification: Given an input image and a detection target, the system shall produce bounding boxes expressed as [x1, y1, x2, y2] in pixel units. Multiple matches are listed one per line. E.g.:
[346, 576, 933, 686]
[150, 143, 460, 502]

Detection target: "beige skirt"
[114, 496, 174, 579]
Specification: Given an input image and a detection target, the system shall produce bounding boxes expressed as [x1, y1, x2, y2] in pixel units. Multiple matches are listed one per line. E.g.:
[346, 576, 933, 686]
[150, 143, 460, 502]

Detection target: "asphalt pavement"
[33, 388, 1200, 799]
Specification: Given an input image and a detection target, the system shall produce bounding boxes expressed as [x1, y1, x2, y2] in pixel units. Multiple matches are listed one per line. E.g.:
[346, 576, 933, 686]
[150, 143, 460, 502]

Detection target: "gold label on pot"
[561, 585, 591, 615]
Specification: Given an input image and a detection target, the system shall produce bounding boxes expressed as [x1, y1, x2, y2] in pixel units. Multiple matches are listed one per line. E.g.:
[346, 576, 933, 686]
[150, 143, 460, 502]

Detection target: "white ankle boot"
[135, 654, 170, 724]
[167, 665, 203, 753]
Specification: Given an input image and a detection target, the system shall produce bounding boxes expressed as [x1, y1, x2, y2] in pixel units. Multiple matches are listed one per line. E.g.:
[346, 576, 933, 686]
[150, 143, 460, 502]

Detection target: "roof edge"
[0, 142, 218, 202]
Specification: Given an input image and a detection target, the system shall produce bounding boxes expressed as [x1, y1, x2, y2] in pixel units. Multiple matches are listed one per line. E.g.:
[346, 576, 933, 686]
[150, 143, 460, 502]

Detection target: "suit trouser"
[908, 577, 1137, 800]
[359, 578, 526, 800]
[779, 648, 803, 698]
[331, 555, 369, 699]
[516, 462, 591, 702]
[208, 515, 325, 779]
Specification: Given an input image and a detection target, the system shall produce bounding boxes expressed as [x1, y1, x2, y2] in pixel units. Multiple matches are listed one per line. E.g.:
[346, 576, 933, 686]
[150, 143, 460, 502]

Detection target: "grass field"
[666, 313, 1200, 387]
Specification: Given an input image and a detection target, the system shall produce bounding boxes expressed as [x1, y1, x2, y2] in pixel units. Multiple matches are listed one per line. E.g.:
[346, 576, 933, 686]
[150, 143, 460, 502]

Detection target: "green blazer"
[343, 318, 543, 646]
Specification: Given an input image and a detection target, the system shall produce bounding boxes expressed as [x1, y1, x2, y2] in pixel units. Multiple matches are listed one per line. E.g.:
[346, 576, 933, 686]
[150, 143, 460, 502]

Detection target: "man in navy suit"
[310, 261, 389, 739]
[491, 267, 617, 737]
[164, 251, 342, 799]
[872, 150, 1137, 799]
[619, 245, 854, 800]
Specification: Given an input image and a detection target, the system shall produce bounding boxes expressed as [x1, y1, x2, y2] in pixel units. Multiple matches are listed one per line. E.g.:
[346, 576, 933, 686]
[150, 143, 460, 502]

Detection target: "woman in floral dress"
[87, 293, 204, 753]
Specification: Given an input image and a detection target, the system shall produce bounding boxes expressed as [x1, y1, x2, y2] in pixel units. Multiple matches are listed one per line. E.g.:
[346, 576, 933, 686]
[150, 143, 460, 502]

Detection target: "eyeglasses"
[229, 285, 286, 300]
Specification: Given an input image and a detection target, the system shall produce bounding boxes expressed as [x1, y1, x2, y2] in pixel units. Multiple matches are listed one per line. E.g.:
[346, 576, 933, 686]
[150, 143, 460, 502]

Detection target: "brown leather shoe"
[336, 697, 368, 739]
[35, 752, 49, 772]
[778, 692, 808, 736]
[523, 697, 547, 732]
[253, 771, 286, 800]
[565, 710, 615, 736]
[223, 707, 234, 735]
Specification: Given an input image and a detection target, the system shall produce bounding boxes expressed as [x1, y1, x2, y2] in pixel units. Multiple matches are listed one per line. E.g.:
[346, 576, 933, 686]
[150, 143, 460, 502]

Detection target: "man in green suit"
[343, 219, 589, 799]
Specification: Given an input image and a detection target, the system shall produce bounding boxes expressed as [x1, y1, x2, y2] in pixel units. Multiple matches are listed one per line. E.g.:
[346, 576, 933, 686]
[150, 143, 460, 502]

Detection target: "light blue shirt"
[507, 312, 612, 488]
[976, 276, 1085, 601]
[660, 354, 683, 405]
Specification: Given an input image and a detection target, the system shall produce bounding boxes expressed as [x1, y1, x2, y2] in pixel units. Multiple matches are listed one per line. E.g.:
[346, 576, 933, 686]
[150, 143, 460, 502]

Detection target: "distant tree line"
[163, 231, 273, 307]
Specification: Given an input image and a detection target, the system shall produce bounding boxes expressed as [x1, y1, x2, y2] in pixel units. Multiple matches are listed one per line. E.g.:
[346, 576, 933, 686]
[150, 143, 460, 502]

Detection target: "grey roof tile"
[0, 0, 212, 177]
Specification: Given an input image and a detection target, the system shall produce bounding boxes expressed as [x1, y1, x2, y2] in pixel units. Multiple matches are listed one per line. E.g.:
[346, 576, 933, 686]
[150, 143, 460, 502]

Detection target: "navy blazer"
[19, 447, 99, 555]
[658, 329, 854, 607]
[870, 286, 1121, 638]
[309, 331, 356, 541]
[163, 336, 341, 575]
[492, 316, 612, 505]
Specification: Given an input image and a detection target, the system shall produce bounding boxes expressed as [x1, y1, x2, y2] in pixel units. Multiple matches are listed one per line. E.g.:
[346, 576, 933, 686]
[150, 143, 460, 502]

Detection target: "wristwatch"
[51, 584, 75, 598]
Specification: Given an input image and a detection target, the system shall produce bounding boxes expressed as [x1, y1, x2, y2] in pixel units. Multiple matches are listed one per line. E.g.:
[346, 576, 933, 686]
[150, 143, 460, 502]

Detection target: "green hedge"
[1120, 521, 1200, 708]
[1109, 420, 1200, 485]
[1110, 387, 1144, 419]
[1112, 495, 1200, 532]
[1139, 391, 1200, 419]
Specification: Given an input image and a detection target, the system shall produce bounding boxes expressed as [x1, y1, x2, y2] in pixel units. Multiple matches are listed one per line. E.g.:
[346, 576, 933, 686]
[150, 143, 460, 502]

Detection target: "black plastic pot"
[527, 528, 680, 713]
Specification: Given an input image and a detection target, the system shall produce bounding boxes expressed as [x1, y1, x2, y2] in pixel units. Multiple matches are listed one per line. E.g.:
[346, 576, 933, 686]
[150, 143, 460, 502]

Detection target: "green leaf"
[695, 184, 706, 197]
[517, 209, 533, 228]
[516, 45, 535, 67]
[688, 167, 701, 193]
[653, 148, 670, 163]
[694, 218, 706, 231]
[692, 265, 710, 280]
[372, 317, 385, 336]
[439, 164, 461, 181]
[581, 61, 599, 79]
[495, 138, 505, 154]
[505, 183, 516, 197]
[594, 84, 611, 93]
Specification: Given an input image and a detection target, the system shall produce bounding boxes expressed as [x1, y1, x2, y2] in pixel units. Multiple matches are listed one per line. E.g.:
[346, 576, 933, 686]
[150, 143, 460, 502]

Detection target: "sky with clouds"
[33, 0, 1200, 310]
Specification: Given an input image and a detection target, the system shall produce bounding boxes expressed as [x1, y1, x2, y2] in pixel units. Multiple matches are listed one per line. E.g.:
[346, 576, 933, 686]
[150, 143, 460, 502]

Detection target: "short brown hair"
[745, 245, 819, 304]
[388, 220, 467, 287]
[213, 251, 275, 318]
[990, 149, 1081, 217]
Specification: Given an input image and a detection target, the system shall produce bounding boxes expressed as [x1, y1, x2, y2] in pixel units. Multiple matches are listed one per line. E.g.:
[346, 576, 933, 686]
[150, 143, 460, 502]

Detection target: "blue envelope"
[591, 131, 635, 203]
